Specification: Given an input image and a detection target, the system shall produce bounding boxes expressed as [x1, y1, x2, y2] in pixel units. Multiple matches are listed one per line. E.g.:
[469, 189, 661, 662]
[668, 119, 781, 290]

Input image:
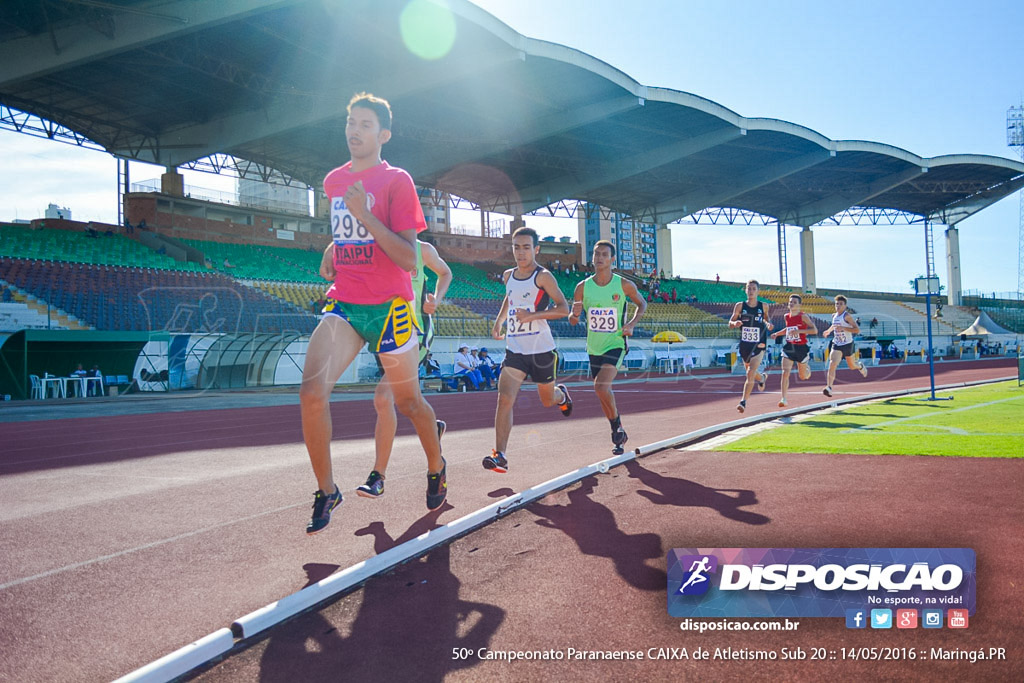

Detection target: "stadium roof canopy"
[2, 0, 1022, 227]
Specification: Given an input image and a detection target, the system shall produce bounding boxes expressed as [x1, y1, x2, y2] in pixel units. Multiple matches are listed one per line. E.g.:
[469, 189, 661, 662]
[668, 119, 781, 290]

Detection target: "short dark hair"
[746, 279, 759, 288]
[512, 227, 539, 247]
[789, 294, 802, 303]
[348, 92, 392, 131]
[594, 240, 616, 258]
[834, 295, 848, 304]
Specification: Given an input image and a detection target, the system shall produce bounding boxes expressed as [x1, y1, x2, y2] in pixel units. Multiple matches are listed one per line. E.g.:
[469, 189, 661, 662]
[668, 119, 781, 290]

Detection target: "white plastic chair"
[29, 374, 44, 400]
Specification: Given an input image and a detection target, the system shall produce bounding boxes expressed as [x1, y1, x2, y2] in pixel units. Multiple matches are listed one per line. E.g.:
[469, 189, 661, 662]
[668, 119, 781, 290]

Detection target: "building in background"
[419, 188, 450, 233]
[44, 203, 71, 220]
[237, 178, 310, 216]
[577, 202, 668, 275]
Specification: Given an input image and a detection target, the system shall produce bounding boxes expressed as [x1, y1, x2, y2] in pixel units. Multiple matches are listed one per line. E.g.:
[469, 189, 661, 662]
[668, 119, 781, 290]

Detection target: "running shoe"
[823, 386, 833, 397]
[306, 486, 342, 534]
[756, 374, 766, 392]
[778, 398, 788, 408]
[736, 399, 746, 414]
[356, 470, 385, 498]
[557, 384, 573, 417]
[436, 419, 447, 440]
[482, 449, 508, 473]
[426, 458, 447, 510]
[612, 427, 629, 456]
[858, 364, 868, 378]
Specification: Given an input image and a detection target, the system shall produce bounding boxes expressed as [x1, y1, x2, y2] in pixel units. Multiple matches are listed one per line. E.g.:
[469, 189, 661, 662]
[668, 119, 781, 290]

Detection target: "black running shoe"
[426, 458, 447, 510]
[306, 486, 342, 534]
[436, 419, 447, 440]
[482, 449, 508, 473]
[823, 386, 833, 397]
[612, 427, 628, 455]
[356, 470, 385, 498]
[557, 384, 573, 417]
[756, 374, 766, 392]
[737, 399, 746, 414]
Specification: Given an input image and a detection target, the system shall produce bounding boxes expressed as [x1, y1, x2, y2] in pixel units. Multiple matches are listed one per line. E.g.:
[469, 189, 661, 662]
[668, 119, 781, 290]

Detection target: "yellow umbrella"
[652, 330, 686, 343]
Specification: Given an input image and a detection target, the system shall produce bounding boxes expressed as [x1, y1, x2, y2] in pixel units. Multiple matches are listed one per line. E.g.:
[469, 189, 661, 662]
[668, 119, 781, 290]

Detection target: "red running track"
[0, 359, 1019, 682]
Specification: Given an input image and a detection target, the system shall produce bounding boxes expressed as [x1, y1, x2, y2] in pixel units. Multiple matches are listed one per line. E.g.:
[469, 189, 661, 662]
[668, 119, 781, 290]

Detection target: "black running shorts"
[782, 343, 810, 363]
[588, 347, 625, 378]
[739, 341, 766, 363]
[502, 349, 558, 384]
[828, 341, 856, 358]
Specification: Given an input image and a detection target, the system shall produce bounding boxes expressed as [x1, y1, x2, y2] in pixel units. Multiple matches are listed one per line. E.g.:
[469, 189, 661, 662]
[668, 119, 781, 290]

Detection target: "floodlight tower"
[1008, 105, 1024, 299]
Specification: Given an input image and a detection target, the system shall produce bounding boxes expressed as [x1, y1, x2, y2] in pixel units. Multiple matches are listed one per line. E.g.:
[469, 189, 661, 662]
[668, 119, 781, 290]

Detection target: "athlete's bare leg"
[495, 367, 526, 454]
[372, 380, 397, 475]
[300, 316, 365, 492]
[593, 364, 619, 420]
[378, 345, 443, 473]
[535, 381, 566, 408]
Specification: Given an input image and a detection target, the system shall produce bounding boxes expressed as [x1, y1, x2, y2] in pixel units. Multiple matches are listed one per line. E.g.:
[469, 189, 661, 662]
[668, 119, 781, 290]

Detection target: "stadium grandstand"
[1, 0, 1022, 401]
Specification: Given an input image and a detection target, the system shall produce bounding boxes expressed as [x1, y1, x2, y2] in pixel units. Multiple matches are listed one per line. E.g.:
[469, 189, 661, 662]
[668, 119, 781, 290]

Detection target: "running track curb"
[113, 375, 1015, 682]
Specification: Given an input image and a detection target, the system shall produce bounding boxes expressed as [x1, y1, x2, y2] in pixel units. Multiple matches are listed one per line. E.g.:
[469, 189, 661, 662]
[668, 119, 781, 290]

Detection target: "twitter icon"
[870, 609, 892, 629]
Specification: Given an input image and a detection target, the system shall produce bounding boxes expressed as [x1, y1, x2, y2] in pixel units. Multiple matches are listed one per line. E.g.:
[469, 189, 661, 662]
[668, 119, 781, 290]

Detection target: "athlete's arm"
[728, 302, 744, 328]
[621, 279, 647, 336]
[421, 242, 452, 315]
[802, 313, 818, 336]
[516, 271, 570, 322]
[763, 304, 774, 332]
[344, 180, 417, 271]
[568, 281, 585, 326]
[844, 312, 860, 335]
[319, 243, 335, 280]
[492, 271, 511, 339]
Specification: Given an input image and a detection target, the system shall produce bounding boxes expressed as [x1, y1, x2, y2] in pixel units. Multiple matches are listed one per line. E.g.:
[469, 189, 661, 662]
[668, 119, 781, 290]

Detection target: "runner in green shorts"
[568, 240, 647, 454]
[301, 92, 446, 535]
[354, 238, 452, 499]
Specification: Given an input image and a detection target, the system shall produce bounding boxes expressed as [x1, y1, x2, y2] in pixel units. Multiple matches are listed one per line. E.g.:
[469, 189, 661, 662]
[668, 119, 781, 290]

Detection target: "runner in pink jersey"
[323, 160, 424, 304]
[301, 93, 446, 535]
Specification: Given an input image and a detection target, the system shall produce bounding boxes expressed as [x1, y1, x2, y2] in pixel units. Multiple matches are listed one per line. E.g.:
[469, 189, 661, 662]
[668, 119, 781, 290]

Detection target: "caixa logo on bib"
[667, 548, 975, 618]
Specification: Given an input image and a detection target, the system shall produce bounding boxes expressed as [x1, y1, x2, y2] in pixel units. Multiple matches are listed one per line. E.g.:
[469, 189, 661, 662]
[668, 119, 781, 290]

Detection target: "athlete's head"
[346, 92, 392, 160]
[788, 294, 802, 311]
[745, 279, 759, 298]
[511, 227, 540, 267]
[834, 294, 848, 311]
[593, 240, 615, 270]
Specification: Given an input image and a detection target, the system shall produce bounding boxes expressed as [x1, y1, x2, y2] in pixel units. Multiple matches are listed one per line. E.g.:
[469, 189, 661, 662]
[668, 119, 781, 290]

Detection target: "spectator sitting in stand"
[477, 347, 500, 387]
[421, 352, 442, 378]
[450, 344, 482, 391]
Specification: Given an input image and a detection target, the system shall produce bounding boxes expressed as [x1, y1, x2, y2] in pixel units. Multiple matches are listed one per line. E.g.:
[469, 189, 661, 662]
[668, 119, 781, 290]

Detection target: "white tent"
[957, 311, 1008, 337]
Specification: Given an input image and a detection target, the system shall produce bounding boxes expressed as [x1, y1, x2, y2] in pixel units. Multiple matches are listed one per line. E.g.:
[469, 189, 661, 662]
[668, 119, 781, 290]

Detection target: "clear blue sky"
[2, 0, 1022, 296]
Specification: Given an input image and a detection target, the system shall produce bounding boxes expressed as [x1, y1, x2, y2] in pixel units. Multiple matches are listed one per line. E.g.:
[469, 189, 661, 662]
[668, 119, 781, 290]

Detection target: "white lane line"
[843, 395, 1024, 433]
[0, 502, 303, 592]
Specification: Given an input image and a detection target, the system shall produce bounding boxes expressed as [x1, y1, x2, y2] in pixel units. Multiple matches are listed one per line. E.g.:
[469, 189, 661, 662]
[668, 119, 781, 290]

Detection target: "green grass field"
[716, 381, 1024, 458]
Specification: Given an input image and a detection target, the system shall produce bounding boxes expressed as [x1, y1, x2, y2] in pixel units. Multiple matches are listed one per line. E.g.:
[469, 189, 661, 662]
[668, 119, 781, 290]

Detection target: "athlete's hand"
[422, 292, 437, 315]
[622, 323, 635, 337]
[345, 180, 368, 221]
[319, 244, 335, 280]
[765, 321, 774, 332]
[514, 309, 536, 323]
[491, 324, 505, 340]
[568, 313, 580, 326]
[729, 319, 742, 329]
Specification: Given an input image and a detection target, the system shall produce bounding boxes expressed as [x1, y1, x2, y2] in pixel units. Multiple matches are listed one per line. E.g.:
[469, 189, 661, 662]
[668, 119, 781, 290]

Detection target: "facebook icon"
[845, 609, 867, 629]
